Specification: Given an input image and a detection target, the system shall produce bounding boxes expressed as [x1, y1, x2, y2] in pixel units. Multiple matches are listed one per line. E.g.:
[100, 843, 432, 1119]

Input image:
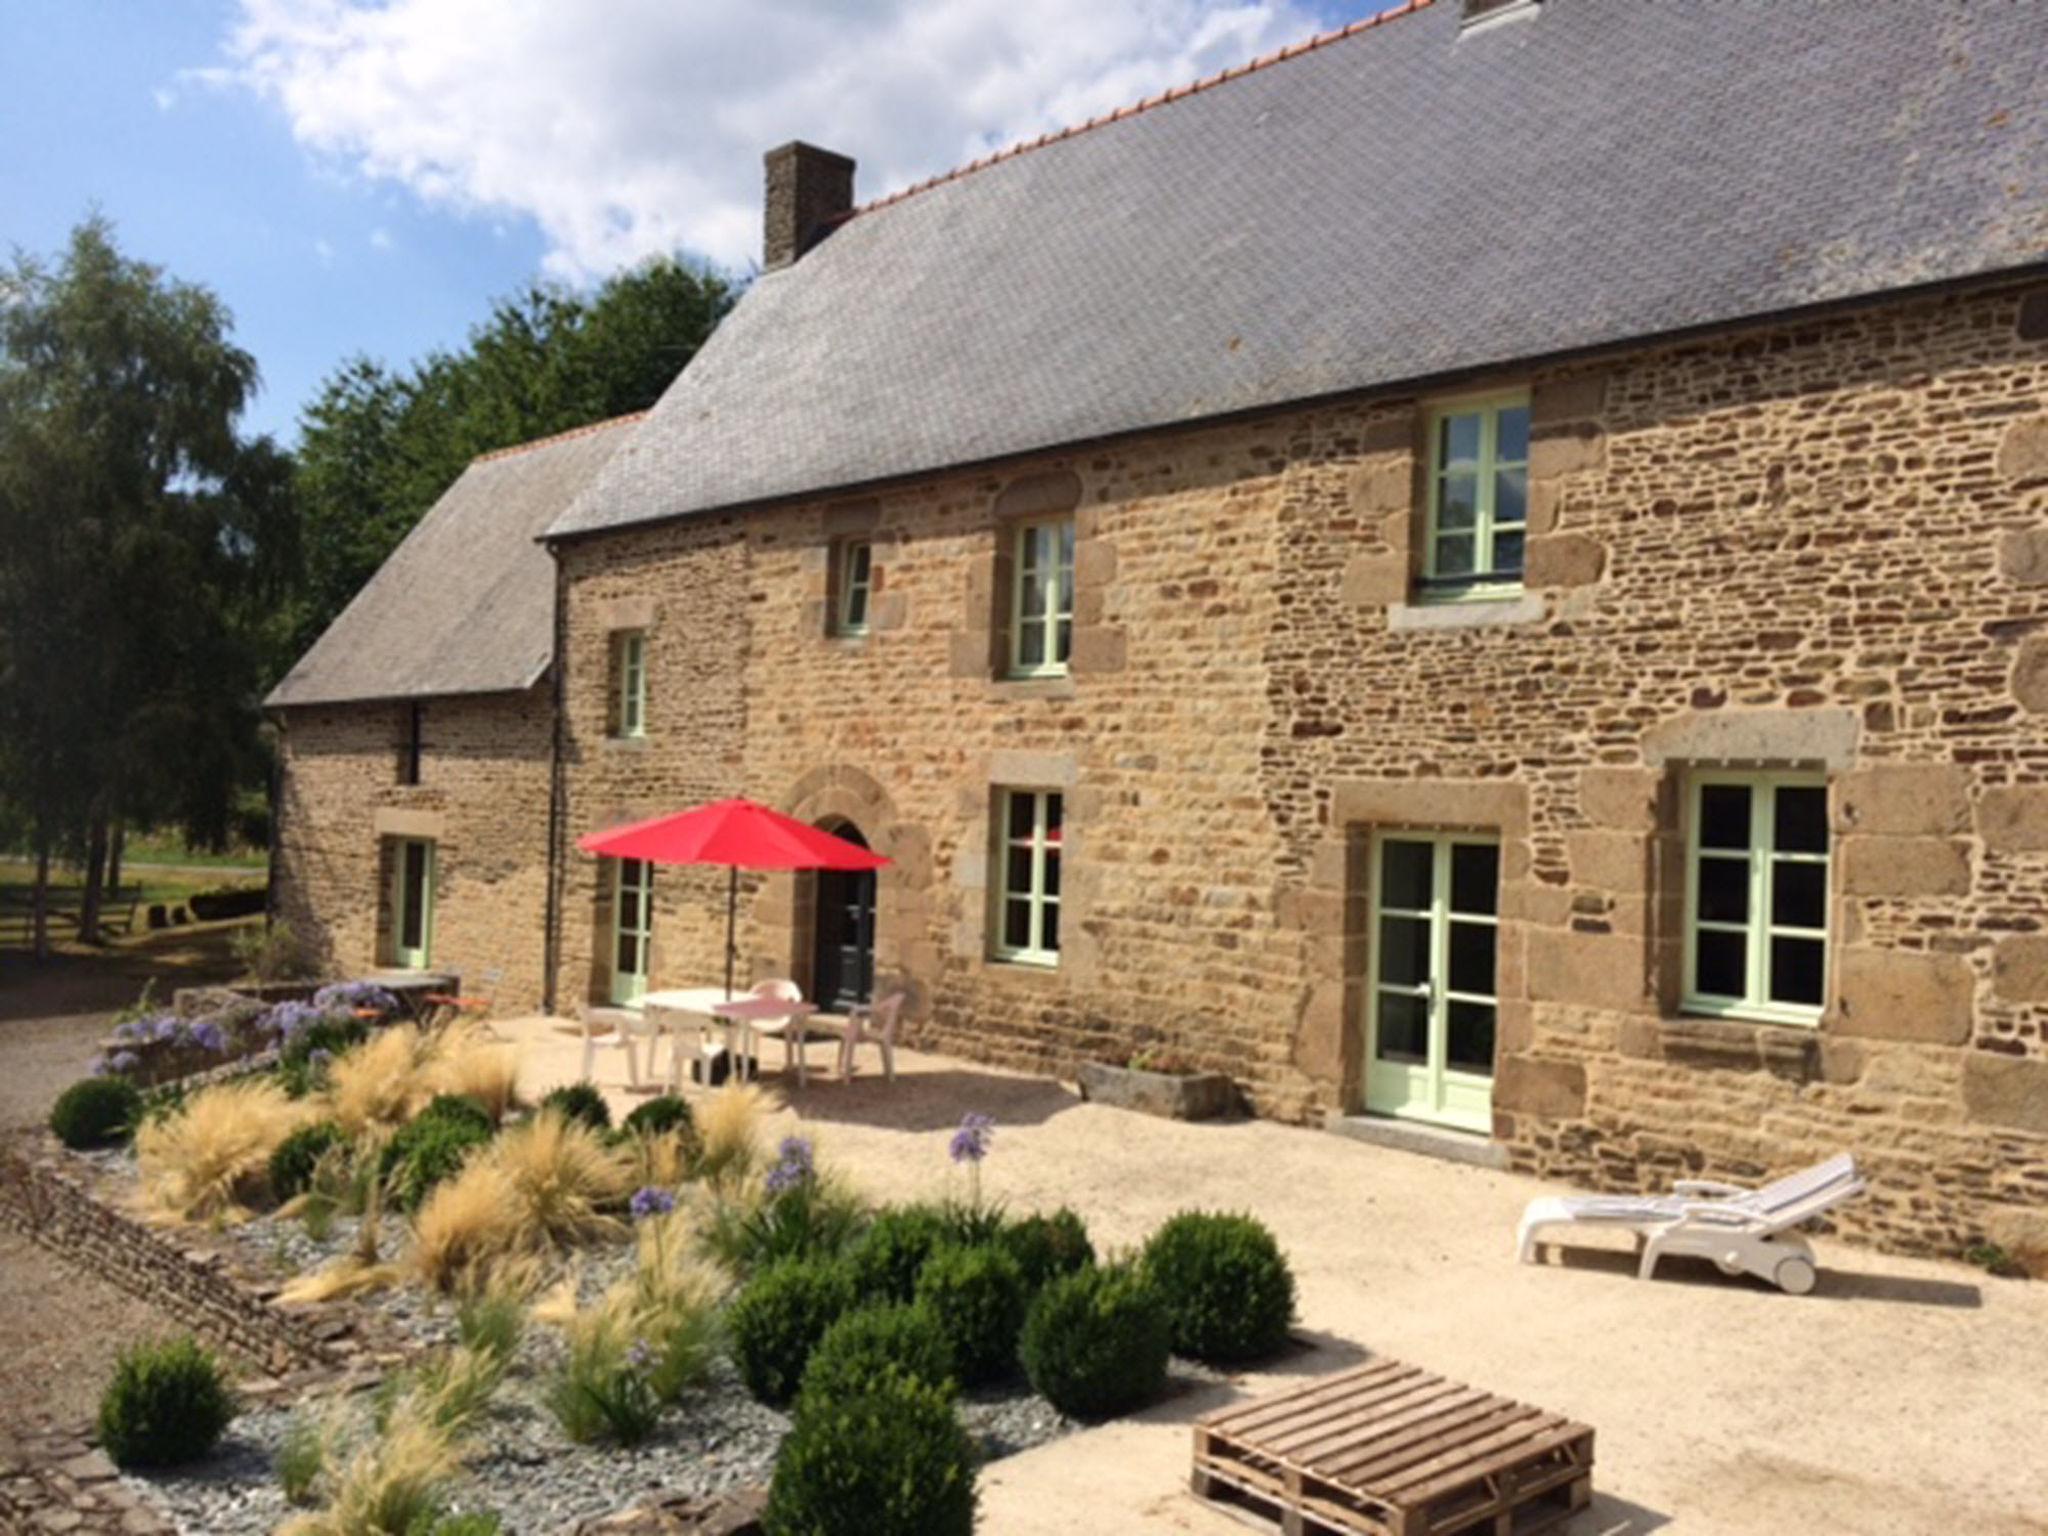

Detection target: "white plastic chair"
[747, 979, 807, 1080]
[836, 991, 906, 1083]
[1516, 1153, 1864, 1295]
[577, 1003, 660, 1089]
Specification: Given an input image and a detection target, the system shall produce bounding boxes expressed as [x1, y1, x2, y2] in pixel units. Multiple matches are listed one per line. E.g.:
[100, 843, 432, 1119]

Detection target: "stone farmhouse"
[269, 0, 2048, 1258]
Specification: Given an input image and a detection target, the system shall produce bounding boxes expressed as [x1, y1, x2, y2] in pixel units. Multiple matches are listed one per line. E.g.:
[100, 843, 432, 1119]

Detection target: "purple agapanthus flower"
[144, 1014, 180, 1045]
[625, 1338, 658, 1374]
[629, 1186, 677, 1221]
[949, 1113, 995, 1165]
[262, 1001, 325, 1041]
[111, 1021, 144, 1045]
[88, 1054, 111, 1077]
[189, 1021, 229, 1054]
[764, 1136, 816, 1196]
[307, 1048, 333, 1072]
[312, 980, 399, 1015]
[109, 1050, 141, 1074]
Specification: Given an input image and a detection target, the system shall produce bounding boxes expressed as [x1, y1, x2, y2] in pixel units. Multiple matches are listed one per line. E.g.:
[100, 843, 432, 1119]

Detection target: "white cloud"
[368, 226, 393, 250]
[312, 237, 336, 265]
[220, 0, 1325, 279]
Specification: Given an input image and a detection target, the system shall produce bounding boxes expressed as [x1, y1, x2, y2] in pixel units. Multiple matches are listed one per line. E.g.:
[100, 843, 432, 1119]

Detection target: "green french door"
[388, 837, 435, 970]
[610, 857, 653, 1006]
[1366, 833, 1499, 1133]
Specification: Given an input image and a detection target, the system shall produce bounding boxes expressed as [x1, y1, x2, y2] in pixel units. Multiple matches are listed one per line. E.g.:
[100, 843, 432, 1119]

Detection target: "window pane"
[1437, 472, 1479, 530]
[1698, 784, 1752, 850]
[1042, 847, 1061, 899]
[1376, 992, 1428, 1064]
[1774, 786, 1827, 854]
[1450, 843, 1499, 915]
[1045, 794, 1063, 837]
[616, 934, 639, 975]
[1016, 618, 1046, 668]
[1494, 465, 1526, 526]
[1004, 899, 1033, 951]
[1006, 846, 1035, 900]
[1040, 900, 1060, 953]
[618, 887, 640, 931]
[1378, 916, 1429, 987]
[1054, 617, 1072, 664]
[1495, 405, 1529, 463]
[844, 586, 868, 628]
[1018, 527, 1043, 576]
[1695, 929, 1746, 997]
[1697, 856, 1748, 924]
[1448, 921, 1496, 998]
[1769, 936, 1825, 1007]
[1051, 559, 1072, 620]
[1446, 1000, 1496, 1074]
[1008, 793, 1036, 841]
[1380, 841, 1433, 910]
[1491, 530, 1525, 577]
[1435, 534, 1476, 577]
[849, 543, 870, 585]
[1771, 860, 1826, 931]
[1439, 412, 1481, 469]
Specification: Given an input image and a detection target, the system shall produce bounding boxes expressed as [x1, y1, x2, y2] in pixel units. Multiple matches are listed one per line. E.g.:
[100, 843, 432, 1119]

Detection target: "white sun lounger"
[1516, 1153, 1864, 1295]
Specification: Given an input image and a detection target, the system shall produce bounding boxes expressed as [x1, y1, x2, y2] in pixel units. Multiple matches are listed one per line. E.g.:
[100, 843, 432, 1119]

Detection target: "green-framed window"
[610, 856, 653, 1006]
[1684, 771, 1829, 1025]
[1423, 393, 1529, 597]
[835, 539, 873, 635]
[613, 630, 647, 738]
[1007, 519, 1074, 677]
[994, 788, 1062, 965]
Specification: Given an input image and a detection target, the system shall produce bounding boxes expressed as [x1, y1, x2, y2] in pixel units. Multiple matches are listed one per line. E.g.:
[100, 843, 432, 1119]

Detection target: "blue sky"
[3, 0, 1350, 447]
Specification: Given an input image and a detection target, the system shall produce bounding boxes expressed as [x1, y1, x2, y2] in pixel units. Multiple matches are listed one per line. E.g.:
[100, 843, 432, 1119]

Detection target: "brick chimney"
[763, 142, 856, 271]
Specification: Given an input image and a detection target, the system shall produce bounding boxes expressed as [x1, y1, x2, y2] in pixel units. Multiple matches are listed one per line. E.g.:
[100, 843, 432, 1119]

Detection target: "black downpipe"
[542, 553, 569, 1014]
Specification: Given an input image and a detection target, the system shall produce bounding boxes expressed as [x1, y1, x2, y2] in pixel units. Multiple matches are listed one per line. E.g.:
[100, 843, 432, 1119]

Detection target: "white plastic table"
[640, 988, 819, 1087]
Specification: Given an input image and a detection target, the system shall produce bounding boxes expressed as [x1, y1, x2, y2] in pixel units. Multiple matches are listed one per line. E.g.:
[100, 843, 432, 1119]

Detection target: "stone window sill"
[600, 734, 651, 752]
[1388, 592, 1547, 632]
[984, 674, 1077, 702]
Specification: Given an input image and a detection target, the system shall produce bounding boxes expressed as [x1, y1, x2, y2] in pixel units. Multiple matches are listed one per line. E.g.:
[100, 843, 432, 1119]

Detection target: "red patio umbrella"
[577, 797, 890, 997]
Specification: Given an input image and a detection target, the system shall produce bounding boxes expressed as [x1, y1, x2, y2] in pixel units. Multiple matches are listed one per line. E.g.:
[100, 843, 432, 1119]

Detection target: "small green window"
[1423, 395, 1529, 597]
[613, 631, 647, 738]
[836, 540, 873, 635]
[1684, 771, 1829, 1025]
[1008, 519, 1074, 677]
[993, 788, 1062, 965]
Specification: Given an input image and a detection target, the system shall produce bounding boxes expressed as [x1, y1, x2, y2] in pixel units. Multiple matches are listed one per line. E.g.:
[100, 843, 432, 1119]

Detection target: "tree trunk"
[106, 820, 125, 897]
[77, 814, 108, 946]
[30, 835, 51, 962]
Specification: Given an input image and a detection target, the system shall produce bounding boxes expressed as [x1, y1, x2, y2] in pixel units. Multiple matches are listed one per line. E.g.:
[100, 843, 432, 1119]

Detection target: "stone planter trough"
[1076, 1060, 1236, 1121]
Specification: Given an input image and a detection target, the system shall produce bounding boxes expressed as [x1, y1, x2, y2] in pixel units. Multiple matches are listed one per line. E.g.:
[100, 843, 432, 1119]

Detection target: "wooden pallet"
[1192, 1359, 1593, 1536]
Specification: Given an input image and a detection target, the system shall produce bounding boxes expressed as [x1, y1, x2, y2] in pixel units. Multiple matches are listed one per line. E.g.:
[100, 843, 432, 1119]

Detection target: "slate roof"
[268, 414, 642, 707]
[549, 0, 2047, 541]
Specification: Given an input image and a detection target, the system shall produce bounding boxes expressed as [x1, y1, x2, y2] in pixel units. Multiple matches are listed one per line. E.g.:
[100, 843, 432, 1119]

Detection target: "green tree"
[295, 256, 732, 653]
[0, 216, 294, 951]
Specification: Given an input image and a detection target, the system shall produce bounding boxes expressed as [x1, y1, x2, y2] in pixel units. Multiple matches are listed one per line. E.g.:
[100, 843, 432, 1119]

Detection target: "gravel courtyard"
[501, 1015, 2048, 1536]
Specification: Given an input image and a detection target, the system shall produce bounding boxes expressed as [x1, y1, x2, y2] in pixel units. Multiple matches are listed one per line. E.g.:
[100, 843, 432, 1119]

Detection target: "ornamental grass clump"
[97, 1335, 237, 1469]
[410, 1160, 526, 1296]
[729, 1255, 857, 1407]
[695, 1081, 766, 1189]
[1142, 1210, 1297, 1364]
[277, 1408, 465, 1536]
[1019, 1262, 1171, 1420]
[426, 1024, 521, 1126]
[487, 1108, 632, 1249]
[325, 1024, 435, 1134]
[913, 1242, 1028, 1386]
[50, 1075, 142, 1149]
[136, 1076, 306, 1224]
[763, 1374, 977, 1536]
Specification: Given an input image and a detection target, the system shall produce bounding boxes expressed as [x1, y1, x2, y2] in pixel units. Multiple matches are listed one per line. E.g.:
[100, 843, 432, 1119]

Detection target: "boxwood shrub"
[1020, 1263, 1171, 1419]
[539, 1081, 612, 1131]
[845, 1203, 950, 1303]
[729, 1257, 857, 1407]
[1001, 1207, 1095, 1294]
[799, 1302, 956, 1409]
[97, 1336, 236, 1469]
[621, 1094, 694, 1139]
[378, 1107, 494, 1210]
[764, 1374, 976, 1536]
[1141, 1211, 1296, 1363]
[267, 1119, 347, 1201]
[50, 1076, 143, 1149]
[913, 1242, 1028, 1386]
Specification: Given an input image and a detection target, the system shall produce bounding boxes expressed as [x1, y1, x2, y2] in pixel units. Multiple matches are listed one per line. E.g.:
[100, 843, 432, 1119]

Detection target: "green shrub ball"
[764, 1375, 976, 1536]
[845, 1203, 950, 1303]
[539, 1081, 612, 1131]
[267, 1120, 346, 1200]
[621, 1094, 694, 1138]
[913, 1242, 1028, 1386]
[799, 1302, 956, 1409]
[379, 1111, 494, 1210]
[1020, 1264, 1171, 1419]
[729, 1258, 857, 1407]
[1141, 1211, 1296, 1364]
[50, 1076, 143, 1149]
[97, 1336, 236, 1469]
[1001, 1207, 1095, 1293]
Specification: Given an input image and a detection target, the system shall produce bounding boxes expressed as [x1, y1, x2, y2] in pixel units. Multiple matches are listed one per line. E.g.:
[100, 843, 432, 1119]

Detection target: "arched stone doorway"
[810, 819, 876, 1011]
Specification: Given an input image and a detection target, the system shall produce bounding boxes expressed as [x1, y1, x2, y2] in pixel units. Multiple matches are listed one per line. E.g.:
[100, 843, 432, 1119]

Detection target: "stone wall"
[551, 275, 2048, 1258]
[273, 687, 555, 1014]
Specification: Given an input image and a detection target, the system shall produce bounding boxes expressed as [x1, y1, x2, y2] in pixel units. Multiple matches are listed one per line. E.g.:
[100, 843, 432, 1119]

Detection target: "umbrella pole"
[724, 865, 737, 999]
